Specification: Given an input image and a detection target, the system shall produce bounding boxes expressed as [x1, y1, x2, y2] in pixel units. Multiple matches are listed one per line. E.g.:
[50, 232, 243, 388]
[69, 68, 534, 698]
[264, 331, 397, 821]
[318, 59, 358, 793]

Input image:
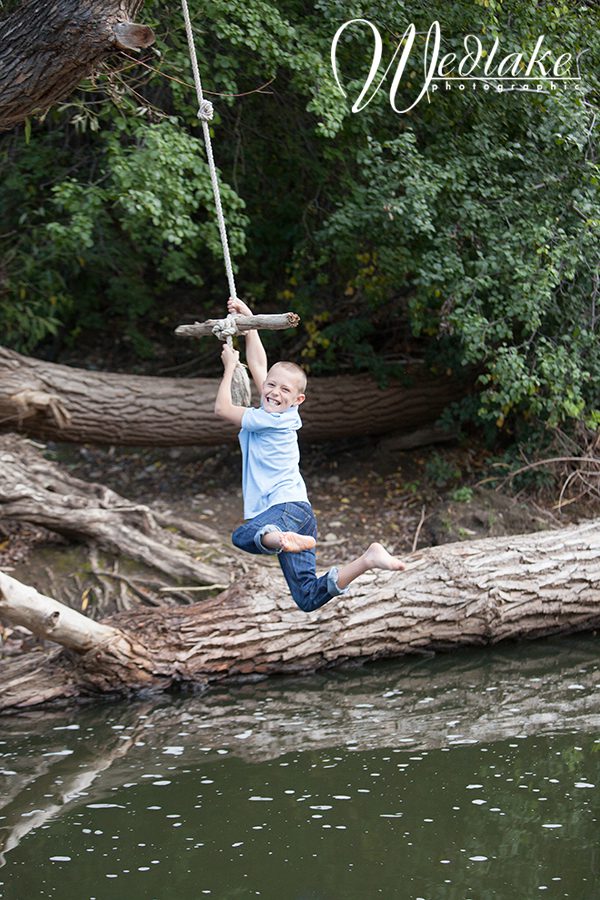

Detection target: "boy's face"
[261, 364, 305, 413]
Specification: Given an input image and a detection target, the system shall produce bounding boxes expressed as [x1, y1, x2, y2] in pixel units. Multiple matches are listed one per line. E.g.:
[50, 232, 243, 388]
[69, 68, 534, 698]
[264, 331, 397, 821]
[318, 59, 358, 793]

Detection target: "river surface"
[1, 636, 599, 899]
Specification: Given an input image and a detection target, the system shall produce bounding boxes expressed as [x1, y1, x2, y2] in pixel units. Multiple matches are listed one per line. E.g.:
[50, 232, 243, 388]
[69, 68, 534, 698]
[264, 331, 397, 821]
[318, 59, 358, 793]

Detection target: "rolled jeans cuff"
[255, 524, 282, 554]
[327, 566, 349, 597]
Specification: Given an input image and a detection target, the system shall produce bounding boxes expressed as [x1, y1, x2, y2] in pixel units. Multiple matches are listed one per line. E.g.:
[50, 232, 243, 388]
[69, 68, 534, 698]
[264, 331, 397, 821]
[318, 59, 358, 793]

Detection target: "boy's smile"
[261, 364, 305, 413]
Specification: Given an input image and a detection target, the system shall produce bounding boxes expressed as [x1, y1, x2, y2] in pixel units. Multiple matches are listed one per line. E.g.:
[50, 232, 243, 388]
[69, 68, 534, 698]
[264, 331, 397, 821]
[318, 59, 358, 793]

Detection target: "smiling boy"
[214, 298, 405, 613]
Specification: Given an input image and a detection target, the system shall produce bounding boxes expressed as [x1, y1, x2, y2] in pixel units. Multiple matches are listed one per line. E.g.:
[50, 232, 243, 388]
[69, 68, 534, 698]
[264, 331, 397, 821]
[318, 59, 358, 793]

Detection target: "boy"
[214, 298, 405, 613]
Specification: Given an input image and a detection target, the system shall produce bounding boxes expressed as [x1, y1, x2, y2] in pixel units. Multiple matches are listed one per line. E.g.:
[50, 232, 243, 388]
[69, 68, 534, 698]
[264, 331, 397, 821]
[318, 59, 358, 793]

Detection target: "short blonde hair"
[271, 360, 307, 394]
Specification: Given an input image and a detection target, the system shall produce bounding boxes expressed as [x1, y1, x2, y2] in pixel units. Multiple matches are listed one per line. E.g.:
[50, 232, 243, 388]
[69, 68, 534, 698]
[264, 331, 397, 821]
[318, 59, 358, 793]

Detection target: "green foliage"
[0, 0, 597, 442]
[450, 486, 474, 503]
[1, 117, 248, 351]
[424, 452, 461, 487]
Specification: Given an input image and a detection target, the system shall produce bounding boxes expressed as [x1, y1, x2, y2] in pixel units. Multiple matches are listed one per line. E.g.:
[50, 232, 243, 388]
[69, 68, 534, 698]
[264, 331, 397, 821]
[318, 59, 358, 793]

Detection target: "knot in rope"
[197, 99, 214, 122]
[211, 314, 239, 341]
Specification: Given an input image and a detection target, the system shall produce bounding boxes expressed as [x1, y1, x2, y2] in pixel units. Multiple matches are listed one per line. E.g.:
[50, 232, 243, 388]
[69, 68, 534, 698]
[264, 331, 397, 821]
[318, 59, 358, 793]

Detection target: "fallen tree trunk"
[0, 434, 225, 588]
[0, 346, 463, 446]
[1, 519, 599, 711]
[0, 0, 154, 131]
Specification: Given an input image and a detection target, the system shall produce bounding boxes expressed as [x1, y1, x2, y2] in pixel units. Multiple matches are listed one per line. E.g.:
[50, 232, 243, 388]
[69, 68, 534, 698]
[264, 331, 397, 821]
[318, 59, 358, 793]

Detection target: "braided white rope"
[180, 1, 251, 407]
[181, 0, 238, 346]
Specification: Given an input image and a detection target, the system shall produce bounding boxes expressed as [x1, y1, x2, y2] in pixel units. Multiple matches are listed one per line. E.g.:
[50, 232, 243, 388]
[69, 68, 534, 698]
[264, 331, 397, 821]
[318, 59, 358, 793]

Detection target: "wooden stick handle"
[175, 312, 300, 338]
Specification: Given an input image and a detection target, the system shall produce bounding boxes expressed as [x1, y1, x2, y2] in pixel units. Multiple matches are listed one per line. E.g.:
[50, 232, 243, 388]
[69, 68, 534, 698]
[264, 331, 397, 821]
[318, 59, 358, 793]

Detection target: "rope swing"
[180, 0, 251, 406]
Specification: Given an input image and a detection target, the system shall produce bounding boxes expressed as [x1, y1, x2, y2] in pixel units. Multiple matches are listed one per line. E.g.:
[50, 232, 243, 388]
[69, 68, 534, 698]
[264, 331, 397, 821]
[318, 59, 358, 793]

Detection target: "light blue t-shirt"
[238, 405, 309, 519]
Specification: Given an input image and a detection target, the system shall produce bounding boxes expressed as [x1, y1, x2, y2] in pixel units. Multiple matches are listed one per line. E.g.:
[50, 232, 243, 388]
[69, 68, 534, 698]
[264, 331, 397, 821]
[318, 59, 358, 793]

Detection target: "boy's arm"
[227, 298, 267, 393]
[214, 345, 248, 427]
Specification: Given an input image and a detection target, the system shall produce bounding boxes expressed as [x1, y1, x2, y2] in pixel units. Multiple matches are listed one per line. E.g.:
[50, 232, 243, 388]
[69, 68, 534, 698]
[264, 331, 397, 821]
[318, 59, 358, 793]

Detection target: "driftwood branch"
[175, 312, 301, 338]
[0, 569, 163, 704]
[1, 519, 599, 711]
[0, 434, 224, 587]
[0, 570, 121, 653]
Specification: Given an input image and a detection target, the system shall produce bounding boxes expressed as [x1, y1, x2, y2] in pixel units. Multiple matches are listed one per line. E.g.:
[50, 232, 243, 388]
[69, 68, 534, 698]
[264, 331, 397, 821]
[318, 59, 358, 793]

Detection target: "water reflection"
[1, 637, 599, 898]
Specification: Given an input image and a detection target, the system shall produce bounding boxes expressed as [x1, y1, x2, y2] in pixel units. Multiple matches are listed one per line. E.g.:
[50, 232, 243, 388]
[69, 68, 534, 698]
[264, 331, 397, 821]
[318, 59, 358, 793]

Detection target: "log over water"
[1, 520, 599, 711]
[1, 637, 598, 864]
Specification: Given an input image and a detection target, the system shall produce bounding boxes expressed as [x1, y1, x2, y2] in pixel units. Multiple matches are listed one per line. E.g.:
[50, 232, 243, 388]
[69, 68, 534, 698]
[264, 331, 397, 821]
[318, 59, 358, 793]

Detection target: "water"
[1, 637, 599, 899]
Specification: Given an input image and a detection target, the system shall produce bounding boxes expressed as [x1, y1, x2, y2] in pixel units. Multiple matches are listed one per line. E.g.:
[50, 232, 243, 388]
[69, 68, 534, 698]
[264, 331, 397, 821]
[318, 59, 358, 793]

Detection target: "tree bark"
[0, 0, 154, 131]
[0, 434, 226, 587]
[1, 519, 599, 711]
[0, 569, 126, 652]
[0, 346, 463, 446]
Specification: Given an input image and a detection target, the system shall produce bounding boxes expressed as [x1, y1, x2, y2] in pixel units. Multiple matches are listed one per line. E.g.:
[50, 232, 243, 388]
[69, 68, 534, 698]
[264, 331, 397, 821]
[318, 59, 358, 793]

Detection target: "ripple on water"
[2, 642, 600, 899]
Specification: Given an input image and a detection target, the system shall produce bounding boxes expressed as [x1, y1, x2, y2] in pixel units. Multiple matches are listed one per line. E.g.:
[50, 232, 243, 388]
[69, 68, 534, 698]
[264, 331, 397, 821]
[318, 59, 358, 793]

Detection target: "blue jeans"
[231, 501, 347, 613]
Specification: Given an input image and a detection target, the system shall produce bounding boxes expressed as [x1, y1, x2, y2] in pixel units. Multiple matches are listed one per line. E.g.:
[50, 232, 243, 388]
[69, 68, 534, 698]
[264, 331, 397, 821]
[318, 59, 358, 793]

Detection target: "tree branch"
[0, 0, 155, 131]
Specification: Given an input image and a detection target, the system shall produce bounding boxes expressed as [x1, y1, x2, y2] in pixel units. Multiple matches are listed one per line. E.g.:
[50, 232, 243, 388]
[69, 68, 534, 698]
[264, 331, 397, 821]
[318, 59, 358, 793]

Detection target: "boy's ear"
[295, 393, 306, 406]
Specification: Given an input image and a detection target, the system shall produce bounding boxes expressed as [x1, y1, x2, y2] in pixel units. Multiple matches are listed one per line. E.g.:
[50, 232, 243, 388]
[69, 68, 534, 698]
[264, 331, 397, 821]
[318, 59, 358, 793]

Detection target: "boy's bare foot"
[279, 531, 316, 553]
[362, 542, 406, 572]
[260, 529, 316, 553]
